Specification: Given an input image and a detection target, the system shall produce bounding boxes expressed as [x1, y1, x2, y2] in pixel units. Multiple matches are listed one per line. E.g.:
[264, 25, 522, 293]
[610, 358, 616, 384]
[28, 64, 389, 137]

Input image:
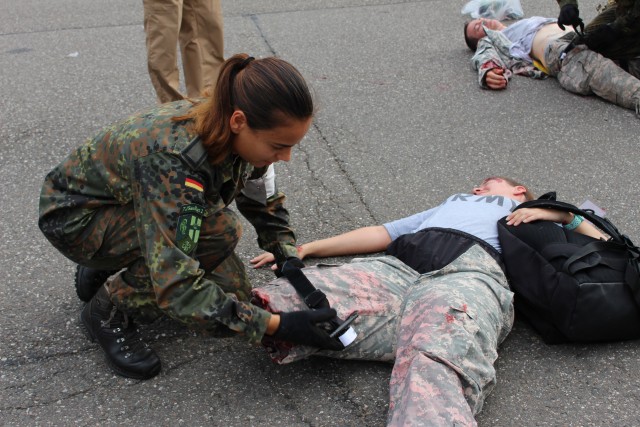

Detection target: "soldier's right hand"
[557, 4, 584, 33]
[272, 308, 345, 351]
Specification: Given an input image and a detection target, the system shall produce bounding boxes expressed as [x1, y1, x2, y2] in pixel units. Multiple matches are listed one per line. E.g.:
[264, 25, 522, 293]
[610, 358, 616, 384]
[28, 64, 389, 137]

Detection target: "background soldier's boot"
[80, 285, 161, 379]
[75, 265, 119, 302]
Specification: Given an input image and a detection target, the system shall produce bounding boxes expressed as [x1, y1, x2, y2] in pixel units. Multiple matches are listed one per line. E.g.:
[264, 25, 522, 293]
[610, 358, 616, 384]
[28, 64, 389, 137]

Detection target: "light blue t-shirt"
[501, 16, 557, 62]
[383, 194, 520, 253]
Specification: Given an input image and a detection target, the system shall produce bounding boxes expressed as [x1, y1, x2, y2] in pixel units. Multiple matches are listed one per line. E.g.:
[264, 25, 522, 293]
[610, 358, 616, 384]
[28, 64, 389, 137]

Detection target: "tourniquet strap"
[280, 262, 330, 309]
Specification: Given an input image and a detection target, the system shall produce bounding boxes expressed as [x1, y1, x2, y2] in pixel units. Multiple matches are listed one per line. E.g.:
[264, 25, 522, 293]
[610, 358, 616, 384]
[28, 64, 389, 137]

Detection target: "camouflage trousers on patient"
[46, 203, 250, 325]
[251, 245, 514, 427]
[545, 32, 640, 112]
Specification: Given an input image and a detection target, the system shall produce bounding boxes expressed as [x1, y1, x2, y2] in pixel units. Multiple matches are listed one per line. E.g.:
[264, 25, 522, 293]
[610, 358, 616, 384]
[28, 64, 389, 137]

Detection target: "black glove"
[273, 308, 345, 351]
[584, 24, 619, 53]
[275, 256, 305, 278]
[557, 4, 584, 33]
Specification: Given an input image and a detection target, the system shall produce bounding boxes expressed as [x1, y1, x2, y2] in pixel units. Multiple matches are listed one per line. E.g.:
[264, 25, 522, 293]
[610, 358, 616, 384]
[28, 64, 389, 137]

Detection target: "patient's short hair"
[497, 176, 536, 200]
[464, 20, 479, 51]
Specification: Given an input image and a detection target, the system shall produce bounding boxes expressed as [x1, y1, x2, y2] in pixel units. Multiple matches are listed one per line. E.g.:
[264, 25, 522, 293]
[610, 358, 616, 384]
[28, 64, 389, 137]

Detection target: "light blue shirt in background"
[501, 16, 557, 62]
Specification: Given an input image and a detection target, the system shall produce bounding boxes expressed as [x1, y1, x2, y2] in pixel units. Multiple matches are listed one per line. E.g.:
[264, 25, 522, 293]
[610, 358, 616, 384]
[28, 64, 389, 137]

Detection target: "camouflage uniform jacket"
[39, 100, 299, 342]
[471, 25, 548, 88]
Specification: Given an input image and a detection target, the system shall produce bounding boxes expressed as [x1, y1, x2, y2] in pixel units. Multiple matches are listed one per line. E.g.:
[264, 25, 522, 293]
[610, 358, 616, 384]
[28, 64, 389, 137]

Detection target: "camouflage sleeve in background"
[609, 0, 640, 36]
[580, 0, 640, 38]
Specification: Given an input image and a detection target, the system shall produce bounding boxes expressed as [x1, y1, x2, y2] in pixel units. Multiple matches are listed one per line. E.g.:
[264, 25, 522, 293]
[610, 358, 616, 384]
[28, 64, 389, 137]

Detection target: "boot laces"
[101, 306, 149, 358]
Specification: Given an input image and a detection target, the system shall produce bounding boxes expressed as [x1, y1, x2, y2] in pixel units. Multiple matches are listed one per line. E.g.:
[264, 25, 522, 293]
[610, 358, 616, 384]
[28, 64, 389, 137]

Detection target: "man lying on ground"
[250, 177, 605, 426]
[464, 16, 640, 115]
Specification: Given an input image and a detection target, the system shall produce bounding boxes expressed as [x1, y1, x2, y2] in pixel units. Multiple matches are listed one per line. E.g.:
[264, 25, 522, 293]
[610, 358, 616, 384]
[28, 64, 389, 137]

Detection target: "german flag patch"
[185, 177, 204, 192]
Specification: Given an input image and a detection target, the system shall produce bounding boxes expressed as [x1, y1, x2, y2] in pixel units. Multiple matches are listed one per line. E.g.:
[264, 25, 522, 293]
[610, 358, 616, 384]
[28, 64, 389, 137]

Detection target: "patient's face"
[472, 177, 522, 200]
[466, 18, 506, 41]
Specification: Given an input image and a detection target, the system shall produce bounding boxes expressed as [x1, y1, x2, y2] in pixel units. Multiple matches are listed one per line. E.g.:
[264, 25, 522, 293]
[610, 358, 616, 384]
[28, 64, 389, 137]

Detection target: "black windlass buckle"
[304, 289, 327, 309]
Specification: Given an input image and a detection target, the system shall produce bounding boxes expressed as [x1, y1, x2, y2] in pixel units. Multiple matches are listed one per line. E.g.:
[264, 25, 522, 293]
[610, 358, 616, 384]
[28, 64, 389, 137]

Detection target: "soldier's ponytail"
[175, 53, 314, 164]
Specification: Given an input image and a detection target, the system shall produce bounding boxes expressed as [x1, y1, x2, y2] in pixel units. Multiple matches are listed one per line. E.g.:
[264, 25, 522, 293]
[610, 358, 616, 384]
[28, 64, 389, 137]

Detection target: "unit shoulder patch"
[175, 203, 205, 254]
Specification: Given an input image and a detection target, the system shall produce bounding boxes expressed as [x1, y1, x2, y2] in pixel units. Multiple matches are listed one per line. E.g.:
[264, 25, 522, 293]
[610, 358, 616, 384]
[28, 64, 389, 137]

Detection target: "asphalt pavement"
[1, 0, 639, 425]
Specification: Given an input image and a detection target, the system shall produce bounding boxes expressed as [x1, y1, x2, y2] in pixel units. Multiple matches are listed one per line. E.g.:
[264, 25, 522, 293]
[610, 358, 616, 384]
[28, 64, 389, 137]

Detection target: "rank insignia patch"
[185, 177, 204, 192]
[176, 204, 205, 254]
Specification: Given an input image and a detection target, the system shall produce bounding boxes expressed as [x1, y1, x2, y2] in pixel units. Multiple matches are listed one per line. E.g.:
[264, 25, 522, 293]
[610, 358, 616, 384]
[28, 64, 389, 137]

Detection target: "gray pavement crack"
[238, 0, 429, 17]
[290, 144, 341, 224]
[249, 14, 276, 56]
[247, 10, 376, 225]
[0, 22, 140, 37]
[1, 365, 116, 411]
[310, 122, 378, 223]
[0, 346, 95, 369]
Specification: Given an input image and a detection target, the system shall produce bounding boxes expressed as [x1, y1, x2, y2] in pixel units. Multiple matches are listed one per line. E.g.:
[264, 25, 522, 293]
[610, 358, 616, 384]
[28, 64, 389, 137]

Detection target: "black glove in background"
[273, 308, 344, 351]
[557, 4, 584, 32]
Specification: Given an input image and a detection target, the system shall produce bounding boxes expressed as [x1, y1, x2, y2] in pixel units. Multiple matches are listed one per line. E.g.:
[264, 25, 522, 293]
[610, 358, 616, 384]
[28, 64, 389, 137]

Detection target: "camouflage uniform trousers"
[252, 245, 514, 427]
[53, 202, 250, 328]
[545, 32, 640, 112]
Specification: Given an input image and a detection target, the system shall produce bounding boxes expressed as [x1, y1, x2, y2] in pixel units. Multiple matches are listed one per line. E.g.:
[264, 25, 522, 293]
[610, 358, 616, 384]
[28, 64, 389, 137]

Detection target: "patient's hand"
[506, 208, 570, 226]
[485, 68, 508, 90]
[250, 252, 276, 269]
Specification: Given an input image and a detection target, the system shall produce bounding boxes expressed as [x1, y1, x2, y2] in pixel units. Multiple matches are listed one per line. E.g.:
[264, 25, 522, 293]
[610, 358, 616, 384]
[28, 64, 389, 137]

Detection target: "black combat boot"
[80, 285, 161, 380]
[75, 265, 119, 302]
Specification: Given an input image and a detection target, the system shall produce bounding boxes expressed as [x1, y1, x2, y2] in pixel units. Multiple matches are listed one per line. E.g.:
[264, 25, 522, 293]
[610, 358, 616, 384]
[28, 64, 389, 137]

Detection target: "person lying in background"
[464, 17, 640, 115]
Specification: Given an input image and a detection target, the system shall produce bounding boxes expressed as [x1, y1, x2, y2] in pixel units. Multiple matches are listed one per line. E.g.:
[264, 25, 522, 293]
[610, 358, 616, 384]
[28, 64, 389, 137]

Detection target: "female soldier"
[38, 54, 343, 380]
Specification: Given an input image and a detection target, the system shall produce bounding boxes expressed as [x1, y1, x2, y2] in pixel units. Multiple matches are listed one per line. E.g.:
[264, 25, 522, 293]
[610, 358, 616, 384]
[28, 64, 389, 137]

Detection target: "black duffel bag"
[497, 194, 640, 344]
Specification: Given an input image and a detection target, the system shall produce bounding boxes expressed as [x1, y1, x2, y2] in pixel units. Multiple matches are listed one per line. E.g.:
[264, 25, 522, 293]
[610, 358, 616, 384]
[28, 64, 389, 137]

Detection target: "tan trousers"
[143, 0, 224, 103]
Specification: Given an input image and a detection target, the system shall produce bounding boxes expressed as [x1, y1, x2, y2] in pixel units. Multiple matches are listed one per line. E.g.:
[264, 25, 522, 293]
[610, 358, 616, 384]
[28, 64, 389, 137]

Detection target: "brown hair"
[482, 176, 535, 201]
[464, 20, 479, 51]
[174, 53, 314, 164]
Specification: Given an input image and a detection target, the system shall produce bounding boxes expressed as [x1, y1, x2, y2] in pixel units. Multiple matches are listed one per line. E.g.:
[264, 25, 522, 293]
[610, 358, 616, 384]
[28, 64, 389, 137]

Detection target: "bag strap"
[624, 249, 640, 307]
[572, 241, 640, 308]
[515, 194, 640, 306]
[562, 240, 627, 274]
